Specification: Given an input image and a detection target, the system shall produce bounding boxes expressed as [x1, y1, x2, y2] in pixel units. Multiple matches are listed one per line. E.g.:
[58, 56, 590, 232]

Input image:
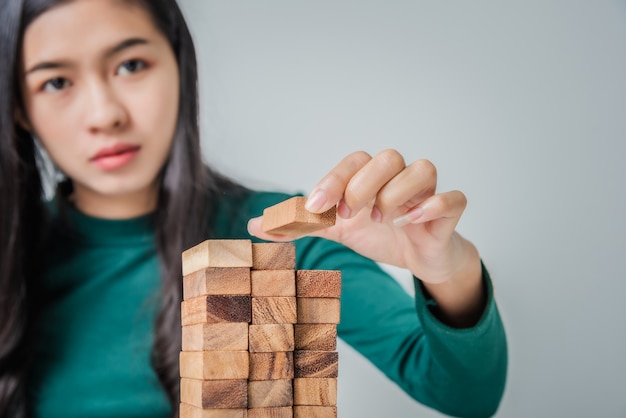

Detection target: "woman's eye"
[42, 77, 70, 92]
[117, 59, 147, 76]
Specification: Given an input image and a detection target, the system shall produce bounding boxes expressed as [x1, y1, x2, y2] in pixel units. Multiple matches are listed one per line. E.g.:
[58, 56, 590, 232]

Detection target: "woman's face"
[20, 0, 180, 218]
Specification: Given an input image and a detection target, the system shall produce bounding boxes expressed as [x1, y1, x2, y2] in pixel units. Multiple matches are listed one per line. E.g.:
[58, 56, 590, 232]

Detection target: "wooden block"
[179, 403, 247, 418]
[294, 406, 337, 418]
[249, 352, 294, 381]
[297, 298, 340, 324]
[183, 267, 251, 299]
[182, 323, 248, 351]
[252, 243, 296, 270]
[294, 324, 337, 351]
[248, 380, 293, 408]
[182, 240, 253, 276]
[251, 270, 296, 297]
[181, 295, 251, 326]
[247, 407, 293, 418]
[296, 270, 341, 298]
[179, 351, 249, 380]
[293, 378, 337, 406]
[180, 378, 247, 409]
[294, 351, 338, 378]
[262, 196, 336, 235]
[252, 297, 297, 325]
[249, 324, 294, 352]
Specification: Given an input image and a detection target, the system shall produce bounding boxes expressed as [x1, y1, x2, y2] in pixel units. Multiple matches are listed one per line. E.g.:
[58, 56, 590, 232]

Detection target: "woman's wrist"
[420, 239, 486, 328]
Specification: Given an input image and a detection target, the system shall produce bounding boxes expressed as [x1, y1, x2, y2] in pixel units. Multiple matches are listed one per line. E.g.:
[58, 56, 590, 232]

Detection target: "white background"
[178, 1, 626, 417]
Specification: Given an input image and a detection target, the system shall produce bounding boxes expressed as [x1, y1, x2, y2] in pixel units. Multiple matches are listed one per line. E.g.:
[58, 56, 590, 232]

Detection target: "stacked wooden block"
[179, 239, 340, 417]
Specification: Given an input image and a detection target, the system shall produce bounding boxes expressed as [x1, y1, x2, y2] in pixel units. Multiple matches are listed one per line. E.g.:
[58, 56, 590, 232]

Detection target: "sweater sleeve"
[295, 236, 507, 418]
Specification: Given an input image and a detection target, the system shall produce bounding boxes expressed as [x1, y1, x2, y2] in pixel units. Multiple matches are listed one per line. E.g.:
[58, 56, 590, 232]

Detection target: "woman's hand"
[248, 149, 486, 326]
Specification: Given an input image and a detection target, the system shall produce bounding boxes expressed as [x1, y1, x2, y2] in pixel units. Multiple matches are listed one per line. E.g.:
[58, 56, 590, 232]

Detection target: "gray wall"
[177, 1, 626, 417]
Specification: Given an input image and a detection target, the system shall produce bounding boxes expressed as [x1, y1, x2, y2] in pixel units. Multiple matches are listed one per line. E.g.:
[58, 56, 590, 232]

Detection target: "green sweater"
[28, 191, 507, 417]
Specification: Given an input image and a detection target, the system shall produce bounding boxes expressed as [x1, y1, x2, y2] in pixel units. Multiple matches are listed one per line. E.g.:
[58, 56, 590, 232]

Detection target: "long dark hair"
[0, 0, 242, 416]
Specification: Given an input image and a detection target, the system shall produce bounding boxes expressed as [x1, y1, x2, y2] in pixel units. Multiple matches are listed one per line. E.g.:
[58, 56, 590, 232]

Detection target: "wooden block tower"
[179, 197, 339, 417]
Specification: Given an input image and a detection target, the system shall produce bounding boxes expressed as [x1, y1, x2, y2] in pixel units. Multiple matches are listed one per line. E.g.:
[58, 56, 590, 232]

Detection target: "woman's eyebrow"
[105, 37, 149, 59]
[25, 37, 150, 75]
[26, 60, 70, 75]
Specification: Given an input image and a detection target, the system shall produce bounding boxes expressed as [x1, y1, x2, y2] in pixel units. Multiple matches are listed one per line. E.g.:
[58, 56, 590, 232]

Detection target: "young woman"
[0, 0, 507, 417]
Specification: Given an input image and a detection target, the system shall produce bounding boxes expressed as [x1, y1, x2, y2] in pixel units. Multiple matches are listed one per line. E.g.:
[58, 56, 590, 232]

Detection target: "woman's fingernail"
[247, 216, 262, 234]
[337, 200, 352, 218]
[392, 207, 424, 227]
[305, 189, 327, 212]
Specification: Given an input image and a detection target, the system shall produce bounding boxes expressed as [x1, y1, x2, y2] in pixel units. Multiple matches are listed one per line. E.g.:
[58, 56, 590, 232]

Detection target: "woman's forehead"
[22, 0, 159, 66]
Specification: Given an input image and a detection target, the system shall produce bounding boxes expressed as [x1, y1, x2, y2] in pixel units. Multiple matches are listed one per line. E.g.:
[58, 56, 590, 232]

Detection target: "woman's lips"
[91, 144, 140, 170]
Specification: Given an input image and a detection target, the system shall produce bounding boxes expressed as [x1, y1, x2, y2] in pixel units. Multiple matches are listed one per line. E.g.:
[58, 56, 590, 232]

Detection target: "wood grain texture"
[179, 403, 247, 418]
[294, 324, 337, 351]
[182, 323, 248, 351]
[293, 378, 337, 406]
[296, 298, 340, 324]
[249, 324, 294, 353]
[262, 197, 336, 235]
[293, 405, 337, 417]
[180, 378, 247, 409]
[252, 297, 297, 325]
[251, 270, 296, 297]
[249, 352, 294, 381]
[183, 267, 251, 299]
[181, 295, 251, 326]
[294, 351, 338, 378]
[247, 379, 294, 408]
[252, 243, 296, 270]
[182, 240, 253, 276]
[296, 270, 341, 298]
[179, 351, 249, 380]
[247, 407, 293, 418]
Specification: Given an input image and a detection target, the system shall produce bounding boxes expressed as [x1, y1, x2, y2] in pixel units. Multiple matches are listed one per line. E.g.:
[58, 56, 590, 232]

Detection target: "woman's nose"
[82, 78, 128, 134]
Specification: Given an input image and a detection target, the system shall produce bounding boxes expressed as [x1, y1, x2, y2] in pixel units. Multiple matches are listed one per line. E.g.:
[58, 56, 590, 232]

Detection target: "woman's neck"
[70, 183, 159, 219]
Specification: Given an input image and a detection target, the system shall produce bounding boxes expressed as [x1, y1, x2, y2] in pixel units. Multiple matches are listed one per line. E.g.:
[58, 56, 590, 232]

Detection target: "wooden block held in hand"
[180, 378, 247, 409]
[249, 352, 294, 380]
[252, 243, 296, 270]
[294, 405, 337, 417]
[295, 324, 337, 351]
[183, 267, 250, 299]
[251, 270, 296, 297]
[182, 323, 248, 351]
[249, 324, 294, 352]
[294, 351, 338, 378]
[179, 403, 246, 418]
[252, 297, 297, 324]
[297, 298, 340, 324]
[296, 270, 341, 298]
[180, 351, 249, 380]
[182, 240, 253, 276]
[248, 379, 293, 408]
[247, 407, 293, 418]
[293, 378, 337, 406]
[262, 196, 336, 235]
[181, 295, 251, 326]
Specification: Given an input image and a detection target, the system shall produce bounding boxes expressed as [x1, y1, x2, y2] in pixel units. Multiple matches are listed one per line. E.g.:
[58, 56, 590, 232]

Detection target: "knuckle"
[376, 149, 405, 172]
[321, 151, 372, 190]
[412, 159, 437, 183]
[325, 171, 347, 186]
[345, 151, 372, 169]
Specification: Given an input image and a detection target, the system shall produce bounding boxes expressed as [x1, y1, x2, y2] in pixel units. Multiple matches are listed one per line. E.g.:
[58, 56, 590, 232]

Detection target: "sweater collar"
[49, 197, 156, 246]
